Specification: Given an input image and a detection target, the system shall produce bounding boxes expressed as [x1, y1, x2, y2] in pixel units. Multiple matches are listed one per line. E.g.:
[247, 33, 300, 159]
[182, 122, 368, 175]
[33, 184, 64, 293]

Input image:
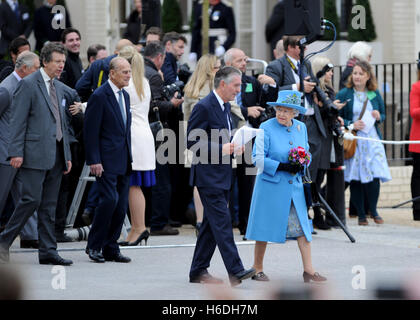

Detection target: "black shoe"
[229, 268, 256, 287]
[184, 207, 197, 226]
[20, 240, 39, 249]
[87, 249, 105, 263]
[81, 210, 93, 226]
[313, 217, 331, 230]
[127, 230, 150, 246]
[190, 272, 223, 284]
[103, 252, 131, 263]
[150, 225, 179, 236]
[56, 234, 74, 243]
[169, 219, 182, 228]
[39, 255, 73, 266]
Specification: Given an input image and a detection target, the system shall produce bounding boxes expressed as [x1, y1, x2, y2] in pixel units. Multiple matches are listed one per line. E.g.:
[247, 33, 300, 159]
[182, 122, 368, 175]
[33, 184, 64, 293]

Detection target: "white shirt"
[213, 90, 231, 134]
[12, 71, 21, 82]
[40, 67, 53, 95]
[108, 79, 127, 113]
[6, 0, 17, 11]
[287, 54, 314, 116]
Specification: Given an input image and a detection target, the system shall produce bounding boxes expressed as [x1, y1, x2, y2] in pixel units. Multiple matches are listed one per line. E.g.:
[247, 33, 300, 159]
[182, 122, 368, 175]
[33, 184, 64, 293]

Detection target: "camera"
[162, 80, 184, 100]
[311, 65, 344, 140]
[178, 63, 193, 84]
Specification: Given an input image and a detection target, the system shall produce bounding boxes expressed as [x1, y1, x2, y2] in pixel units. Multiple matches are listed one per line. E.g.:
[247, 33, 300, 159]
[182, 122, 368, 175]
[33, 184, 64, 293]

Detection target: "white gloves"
[215, 45, 226, 57]
[189, 52, 197, 63]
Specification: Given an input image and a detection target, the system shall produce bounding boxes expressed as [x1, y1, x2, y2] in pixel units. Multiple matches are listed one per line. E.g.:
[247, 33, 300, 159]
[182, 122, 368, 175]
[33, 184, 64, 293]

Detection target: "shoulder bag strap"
[358, 98, 369, 121]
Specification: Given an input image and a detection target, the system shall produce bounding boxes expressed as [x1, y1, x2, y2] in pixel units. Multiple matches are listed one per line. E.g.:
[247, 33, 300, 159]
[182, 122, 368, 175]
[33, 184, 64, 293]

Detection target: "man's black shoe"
[20, 240, 39, 249]
[190, 272, 223, 284]
[81, 210, 93, 226]
[56, 234, 73, 243]
[313, 217, 331, 230]
[87, 249, 105, 263]
[150, 225, 179, 236]
[39, 255, 73, 266]
[169, 219, 182, 228]
[229, 268, 256, 287]
[103, 252, 131, 263]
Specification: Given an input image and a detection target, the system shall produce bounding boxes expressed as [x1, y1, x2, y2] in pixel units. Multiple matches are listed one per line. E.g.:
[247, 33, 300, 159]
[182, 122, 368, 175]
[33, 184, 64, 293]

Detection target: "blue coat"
[245, 118, 312, 243]
[84, 81, 132, 176]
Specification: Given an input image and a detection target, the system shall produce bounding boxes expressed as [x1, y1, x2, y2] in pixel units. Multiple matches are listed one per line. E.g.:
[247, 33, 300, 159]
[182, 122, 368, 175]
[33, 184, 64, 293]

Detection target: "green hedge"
[347, 0, 377, 42]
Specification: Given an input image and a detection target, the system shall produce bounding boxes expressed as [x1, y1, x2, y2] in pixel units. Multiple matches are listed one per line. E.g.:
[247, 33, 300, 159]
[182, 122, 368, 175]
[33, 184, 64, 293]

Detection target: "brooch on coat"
[297, 124, 301, 132]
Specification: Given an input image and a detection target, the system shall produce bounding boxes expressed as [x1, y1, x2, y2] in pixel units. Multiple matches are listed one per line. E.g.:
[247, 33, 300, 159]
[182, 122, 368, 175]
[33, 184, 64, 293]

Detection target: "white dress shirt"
[108, 79, 127, 115]
[213, 90, 231, 135]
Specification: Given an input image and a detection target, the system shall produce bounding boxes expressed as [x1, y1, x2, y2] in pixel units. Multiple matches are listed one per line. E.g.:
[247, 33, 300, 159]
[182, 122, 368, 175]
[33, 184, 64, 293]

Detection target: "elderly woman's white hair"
[347, 41, 373, 62]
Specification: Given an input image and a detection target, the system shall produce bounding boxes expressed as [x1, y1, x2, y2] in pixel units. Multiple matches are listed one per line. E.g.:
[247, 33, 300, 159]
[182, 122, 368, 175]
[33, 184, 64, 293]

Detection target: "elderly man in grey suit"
[0, 42, 74, 265]
[0, 51, 40, 249]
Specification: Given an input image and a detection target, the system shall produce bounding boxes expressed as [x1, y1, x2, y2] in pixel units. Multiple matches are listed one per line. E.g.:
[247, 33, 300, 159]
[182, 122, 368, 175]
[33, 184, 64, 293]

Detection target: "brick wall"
[344, 166, 413, 208]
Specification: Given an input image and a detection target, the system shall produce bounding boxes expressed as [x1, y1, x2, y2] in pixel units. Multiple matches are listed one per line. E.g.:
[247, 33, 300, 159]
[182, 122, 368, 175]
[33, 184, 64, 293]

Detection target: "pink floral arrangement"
[288, 146, 310, 167]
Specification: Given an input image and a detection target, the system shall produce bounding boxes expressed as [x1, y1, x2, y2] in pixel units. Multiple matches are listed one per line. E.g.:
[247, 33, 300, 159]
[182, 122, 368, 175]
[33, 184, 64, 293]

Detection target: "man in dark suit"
[84, 57, 132, 264]
[187, 66, 255, 286]
[0, 0, 32, 59]
[0, 43, 73, 265]
[260, 35, 330, 230]
[265, 0, 285, 60]
[0, 36, 30, 83]
[75, 39, 133, 102]
[143, 41, 183, 236]
[189, 0, 236, 61]
[0, 51, 40, 249]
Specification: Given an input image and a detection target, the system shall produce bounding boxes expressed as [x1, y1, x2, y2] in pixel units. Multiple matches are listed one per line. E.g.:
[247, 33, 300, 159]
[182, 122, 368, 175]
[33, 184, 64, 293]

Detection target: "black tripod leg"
[318, 193, 356, 243]
[392, 196, 420, 209]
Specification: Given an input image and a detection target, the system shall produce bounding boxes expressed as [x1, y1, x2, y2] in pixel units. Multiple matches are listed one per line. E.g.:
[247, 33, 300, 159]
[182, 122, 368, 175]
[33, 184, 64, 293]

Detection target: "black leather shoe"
[190, 272, 223, 284]
[150, 225, 179, 236]
[81, 210, 93, 226]
[104, 252, 131, 263]
[39, 255, 73, 266]
[20, 239, 39, 249]
[229, 268, 256, 287]
[56, 234, 74, 243]
[169, 219, 182, 228]
[87, 249, 105, 263]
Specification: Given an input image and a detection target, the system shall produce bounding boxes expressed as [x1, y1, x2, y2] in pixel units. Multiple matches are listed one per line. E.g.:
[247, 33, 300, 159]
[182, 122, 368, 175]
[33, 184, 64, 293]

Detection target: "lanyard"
[286, 56, 299, 76]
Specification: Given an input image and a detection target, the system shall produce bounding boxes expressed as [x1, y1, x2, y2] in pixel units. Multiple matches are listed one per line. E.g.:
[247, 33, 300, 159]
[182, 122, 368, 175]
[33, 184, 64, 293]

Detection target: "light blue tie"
[236, 91, 243, 108]
[118, 90, 127, 128]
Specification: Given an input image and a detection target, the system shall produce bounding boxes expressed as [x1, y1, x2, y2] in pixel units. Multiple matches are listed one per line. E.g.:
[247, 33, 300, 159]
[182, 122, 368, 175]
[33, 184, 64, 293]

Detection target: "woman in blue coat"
[246, 90, 327, 283]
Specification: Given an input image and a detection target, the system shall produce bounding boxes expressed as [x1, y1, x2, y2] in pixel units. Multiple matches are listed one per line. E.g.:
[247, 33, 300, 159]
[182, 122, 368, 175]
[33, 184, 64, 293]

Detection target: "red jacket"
[410, 81, 420, 153]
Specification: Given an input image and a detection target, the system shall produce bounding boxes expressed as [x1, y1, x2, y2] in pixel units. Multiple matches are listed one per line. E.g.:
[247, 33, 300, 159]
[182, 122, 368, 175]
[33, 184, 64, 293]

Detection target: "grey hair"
[109, 56, 129, 71]
[40, 42, 67, 63]
[347, 41, 373, 61]
[214, 66, 242, 88]
[15, 51, 39, 70]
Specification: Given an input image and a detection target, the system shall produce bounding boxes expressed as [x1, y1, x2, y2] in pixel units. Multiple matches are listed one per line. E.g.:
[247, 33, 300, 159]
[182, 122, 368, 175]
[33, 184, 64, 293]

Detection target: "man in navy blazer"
[187, 66, 255, 286]
[84, 57, 132, 263]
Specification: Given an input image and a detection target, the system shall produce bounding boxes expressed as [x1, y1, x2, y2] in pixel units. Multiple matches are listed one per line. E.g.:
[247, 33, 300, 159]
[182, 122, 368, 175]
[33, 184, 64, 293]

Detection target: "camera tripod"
[307, 177, 356, 243]
[392, 196, 420, 209]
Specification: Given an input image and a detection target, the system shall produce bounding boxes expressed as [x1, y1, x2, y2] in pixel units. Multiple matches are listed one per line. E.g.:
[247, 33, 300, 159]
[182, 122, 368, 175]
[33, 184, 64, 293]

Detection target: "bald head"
[109, 57, 131, 89]
[224, 48, 247, 73]
[114, 39, 134, 54]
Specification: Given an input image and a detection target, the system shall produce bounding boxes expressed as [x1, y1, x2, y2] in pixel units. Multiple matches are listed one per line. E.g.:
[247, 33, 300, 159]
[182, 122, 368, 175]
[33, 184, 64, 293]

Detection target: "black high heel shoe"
[127, 230, 150, 246]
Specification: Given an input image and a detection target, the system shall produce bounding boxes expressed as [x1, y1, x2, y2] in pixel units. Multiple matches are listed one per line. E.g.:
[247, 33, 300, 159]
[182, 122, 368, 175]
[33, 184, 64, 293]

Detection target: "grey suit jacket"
[265, 55, 299, 92]
[7, 70, 73, 170]
[0, 72, 19, 165]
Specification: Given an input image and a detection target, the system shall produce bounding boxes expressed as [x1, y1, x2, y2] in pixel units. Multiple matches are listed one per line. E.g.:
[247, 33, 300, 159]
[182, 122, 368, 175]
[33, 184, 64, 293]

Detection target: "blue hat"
[267, 90, 307, 115]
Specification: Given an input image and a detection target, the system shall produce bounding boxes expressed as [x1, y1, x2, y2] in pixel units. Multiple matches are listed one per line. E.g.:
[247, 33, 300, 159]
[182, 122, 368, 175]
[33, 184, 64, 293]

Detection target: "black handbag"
[149, 106, 164, 150]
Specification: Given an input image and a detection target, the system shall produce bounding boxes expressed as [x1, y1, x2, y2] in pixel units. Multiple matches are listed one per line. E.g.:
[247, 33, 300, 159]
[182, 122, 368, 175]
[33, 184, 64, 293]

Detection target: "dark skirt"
[130, 170, 156, 187]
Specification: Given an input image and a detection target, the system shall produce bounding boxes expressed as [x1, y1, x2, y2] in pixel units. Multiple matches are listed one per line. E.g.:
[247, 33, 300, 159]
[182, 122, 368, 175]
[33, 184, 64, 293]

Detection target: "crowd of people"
[0, 0, 406, 287]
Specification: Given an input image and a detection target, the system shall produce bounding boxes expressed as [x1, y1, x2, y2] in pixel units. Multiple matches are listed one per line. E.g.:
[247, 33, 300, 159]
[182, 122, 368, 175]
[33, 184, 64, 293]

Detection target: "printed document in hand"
[232, 126, 262, 147]
[360, 111, 376, 134]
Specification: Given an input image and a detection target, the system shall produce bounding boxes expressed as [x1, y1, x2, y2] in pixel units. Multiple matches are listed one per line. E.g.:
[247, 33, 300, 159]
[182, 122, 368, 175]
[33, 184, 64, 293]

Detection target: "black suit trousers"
[190, 187, 244, 277]
[87, 172, 130, 256]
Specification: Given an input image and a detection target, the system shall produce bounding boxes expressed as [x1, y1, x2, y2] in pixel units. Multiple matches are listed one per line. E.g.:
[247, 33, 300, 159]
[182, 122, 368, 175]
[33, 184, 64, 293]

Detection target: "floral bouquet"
[288, 146, 310, 170]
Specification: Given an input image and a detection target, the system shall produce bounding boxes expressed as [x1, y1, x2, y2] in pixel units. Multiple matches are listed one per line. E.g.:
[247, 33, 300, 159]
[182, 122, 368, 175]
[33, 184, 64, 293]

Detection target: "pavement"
[1, 207, 420, 300]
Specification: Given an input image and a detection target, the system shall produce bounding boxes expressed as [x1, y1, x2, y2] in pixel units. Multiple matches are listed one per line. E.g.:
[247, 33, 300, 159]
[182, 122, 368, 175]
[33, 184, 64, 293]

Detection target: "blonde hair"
[311, 55, 332, 91]
[184, 54, 218, 99]
[118, 45, 145, 100]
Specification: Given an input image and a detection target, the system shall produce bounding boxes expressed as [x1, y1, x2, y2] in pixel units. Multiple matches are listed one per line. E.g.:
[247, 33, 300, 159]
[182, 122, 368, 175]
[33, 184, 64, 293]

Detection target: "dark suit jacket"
[0, 2, 32, 56]
[7, 70, 73, 171]
[75, 54, 117, 102]
[187, 91, 233, 190]
[84, 81, 132, 176]
[265, 0, 285, 55]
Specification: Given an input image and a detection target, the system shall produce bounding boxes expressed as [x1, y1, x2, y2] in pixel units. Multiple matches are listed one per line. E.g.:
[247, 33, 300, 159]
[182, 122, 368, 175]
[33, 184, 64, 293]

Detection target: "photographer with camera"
[143, 41, 183, 236]
[311, 56, 347, 228]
